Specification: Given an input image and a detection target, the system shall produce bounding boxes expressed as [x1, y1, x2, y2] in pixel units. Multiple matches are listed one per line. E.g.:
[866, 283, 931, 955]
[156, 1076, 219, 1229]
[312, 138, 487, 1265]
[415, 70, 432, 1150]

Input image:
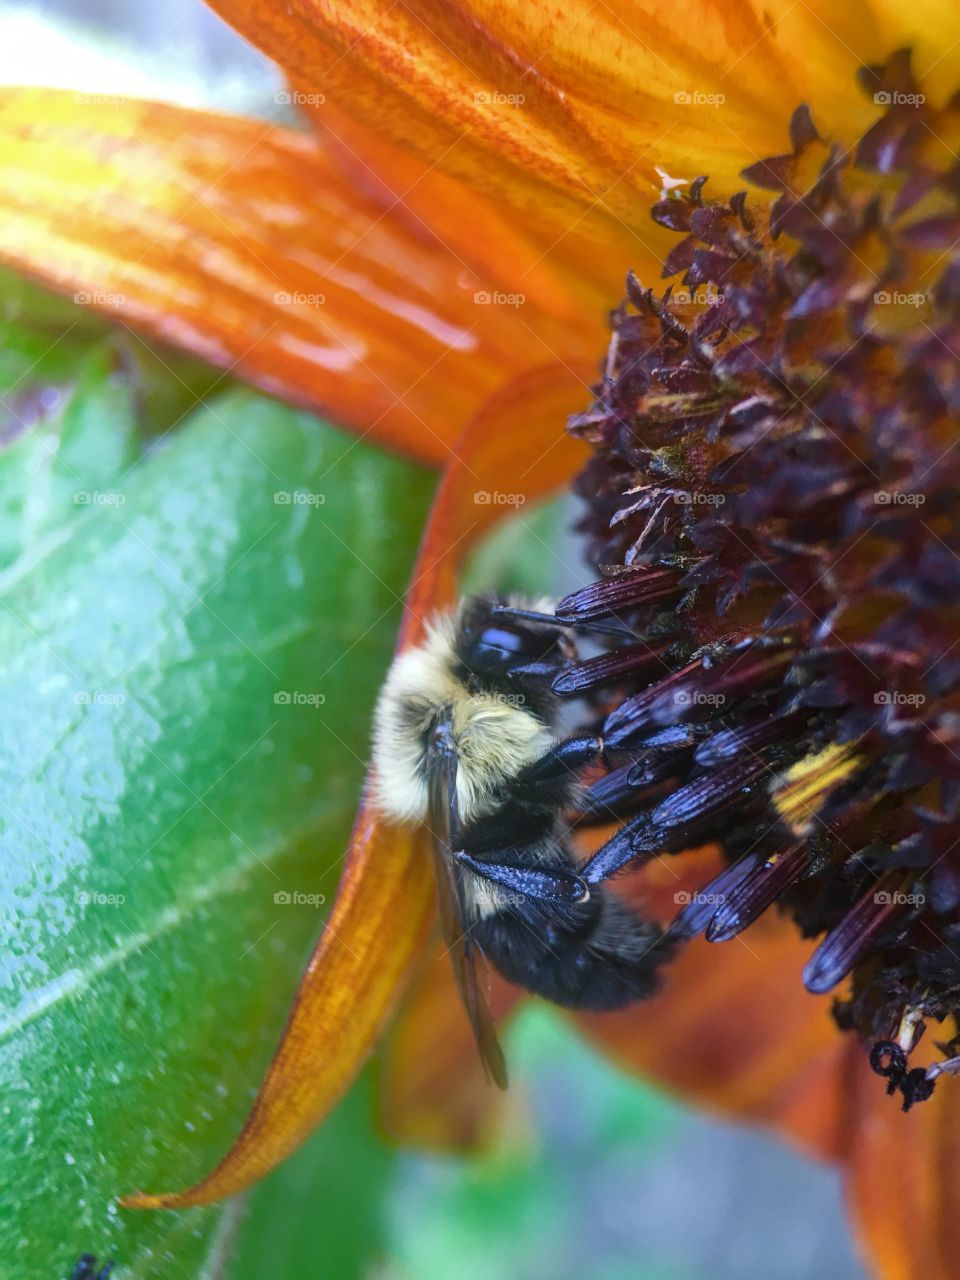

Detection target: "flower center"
[566, 49, 960, 1108]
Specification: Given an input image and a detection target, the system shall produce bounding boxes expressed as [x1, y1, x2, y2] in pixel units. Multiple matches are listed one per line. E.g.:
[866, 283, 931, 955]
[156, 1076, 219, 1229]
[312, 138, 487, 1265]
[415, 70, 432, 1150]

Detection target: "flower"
[5, 2, 960, 1275]
[567, 52, 960, 1103]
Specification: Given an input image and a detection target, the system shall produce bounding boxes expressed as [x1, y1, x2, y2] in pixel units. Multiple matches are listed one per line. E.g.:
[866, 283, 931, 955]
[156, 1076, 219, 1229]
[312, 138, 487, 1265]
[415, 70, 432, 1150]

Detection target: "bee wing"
[427, 748, 508, 1090]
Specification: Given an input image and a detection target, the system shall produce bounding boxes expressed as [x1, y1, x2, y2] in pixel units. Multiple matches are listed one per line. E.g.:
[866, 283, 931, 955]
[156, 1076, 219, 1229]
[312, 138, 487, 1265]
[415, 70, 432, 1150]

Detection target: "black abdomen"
[471, 888, 674, 1011]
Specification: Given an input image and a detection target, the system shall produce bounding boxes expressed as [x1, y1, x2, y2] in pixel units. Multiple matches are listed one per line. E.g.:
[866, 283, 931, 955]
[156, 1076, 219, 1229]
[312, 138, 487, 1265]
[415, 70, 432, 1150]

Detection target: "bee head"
[455, 596, 569, 688]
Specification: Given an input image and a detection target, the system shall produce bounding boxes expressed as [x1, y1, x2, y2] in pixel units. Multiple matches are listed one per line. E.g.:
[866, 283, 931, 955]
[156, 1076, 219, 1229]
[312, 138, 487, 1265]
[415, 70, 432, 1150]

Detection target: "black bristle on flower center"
[563, 49, 960, 1103]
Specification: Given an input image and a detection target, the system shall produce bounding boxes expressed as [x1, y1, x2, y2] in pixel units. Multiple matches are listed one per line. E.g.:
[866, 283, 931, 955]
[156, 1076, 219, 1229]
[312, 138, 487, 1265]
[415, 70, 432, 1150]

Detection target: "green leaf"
[0, 383, 434, 1278]
[0, 265, 226, 444]
[0, 342, 139, 570]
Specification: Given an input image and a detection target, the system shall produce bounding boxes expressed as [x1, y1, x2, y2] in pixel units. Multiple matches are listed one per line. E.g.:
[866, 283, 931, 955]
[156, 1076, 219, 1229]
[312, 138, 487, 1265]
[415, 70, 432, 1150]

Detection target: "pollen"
[770, 742, 864, 836]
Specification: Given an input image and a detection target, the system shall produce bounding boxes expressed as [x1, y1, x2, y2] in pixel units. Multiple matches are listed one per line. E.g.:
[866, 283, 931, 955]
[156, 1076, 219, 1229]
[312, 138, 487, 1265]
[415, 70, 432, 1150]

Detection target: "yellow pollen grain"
[771, 741, 863, 836]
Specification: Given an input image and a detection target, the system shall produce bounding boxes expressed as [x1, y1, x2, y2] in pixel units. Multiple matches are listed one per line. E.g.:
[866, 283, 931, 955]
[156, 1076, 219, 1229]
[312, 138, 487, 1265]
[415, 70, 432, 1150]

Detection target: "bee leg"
[454, 851, 589, 903]
[512, 732, 601, 788]
[579, 811, 673, 885]
[500, 734, 603, 813]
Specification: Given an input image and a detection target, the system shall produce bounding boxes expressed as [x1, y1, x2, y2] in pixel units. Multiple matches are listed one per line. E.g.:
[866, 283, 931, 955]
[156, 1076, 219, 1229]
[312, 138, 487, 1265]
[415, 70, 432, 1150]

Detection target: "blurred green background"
[0, 6, 868, 1279]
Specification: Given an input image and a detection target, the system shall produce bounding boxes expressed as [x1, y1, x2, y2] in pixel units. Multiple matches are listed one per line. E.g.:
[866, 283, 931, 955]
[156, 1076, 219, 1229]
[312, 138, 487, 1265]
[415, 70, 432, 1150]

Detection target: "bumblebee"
[371, 595, 674, 1084]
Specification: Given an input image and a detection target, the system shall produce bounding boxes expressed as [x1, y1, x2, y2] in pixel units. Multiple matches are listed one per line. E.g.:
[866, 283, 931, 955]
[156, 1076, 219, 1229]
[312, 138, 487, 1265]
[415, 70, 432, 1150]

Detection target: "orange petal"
[0, 89, 592, 464]
[211, 0, 883, 238]
[848, 1054, 960, 1280]
[402, 359, 592, 643]
[120, 801, 434, 1207]
[374, 359, 588, 1144]
[379, 939, 519, 1150]
[579, 848, 851, 1161]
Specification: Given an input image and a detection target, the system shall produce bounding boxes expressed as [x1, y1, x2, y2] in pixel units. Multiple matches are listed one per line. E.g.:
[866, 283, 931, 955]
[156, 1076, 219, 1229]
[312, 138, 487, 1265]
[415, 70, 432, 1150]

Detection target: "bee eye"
[461, 622, 562, 679]
[467, 625, 528, 669]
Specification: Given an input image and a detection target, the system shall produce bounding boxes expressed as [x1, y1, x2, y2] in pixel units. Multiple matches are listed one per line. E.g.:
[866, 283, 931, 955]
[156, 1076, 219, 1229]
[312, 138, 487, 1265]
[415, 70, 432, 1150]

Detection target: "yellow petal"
[0, 89, 595, 464]
[211, 0, 888, 239]
[869, 0, 960, 105]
